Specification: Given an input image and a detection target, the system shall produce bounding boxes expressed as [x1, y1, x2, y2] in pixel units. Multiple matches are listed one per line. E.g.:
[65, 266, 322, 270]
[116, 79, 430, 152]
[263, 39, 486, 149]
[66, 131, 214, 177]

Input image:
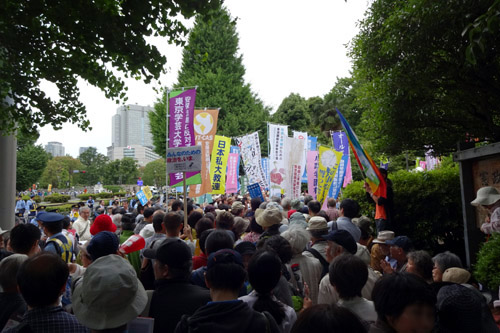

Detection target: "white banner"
[287, 137, 304, 199]
[235, 132, 268, 191]
[268, 124, 288, 197]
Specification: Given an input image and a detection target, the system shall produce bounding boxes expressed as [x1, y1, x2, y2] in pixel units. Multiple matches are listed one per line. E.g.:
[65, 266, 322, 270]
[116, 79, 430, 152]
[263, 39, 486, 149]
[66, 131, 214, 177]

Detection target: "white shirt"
[338, 296, 377, 322]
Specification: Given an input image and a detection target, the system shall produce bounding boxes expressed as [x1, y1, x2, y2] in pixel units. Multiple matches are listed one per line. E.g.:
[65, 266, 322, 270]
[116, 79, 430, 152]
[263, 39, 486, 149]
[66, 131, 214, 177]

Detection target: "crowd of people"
[1, 185, 500, 332]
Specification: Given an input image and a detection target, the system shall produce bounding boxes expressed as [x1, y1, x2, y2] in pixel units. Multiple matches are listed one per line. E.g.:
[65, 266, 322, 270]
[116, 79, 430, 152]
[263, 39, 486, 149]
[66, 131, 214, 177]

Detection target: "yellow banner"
[189, 109, 219, 198]
[317, 146, 343, 205]
[142, 186, 153, 200]
[209, 135, 231, 194]
[48, 184, 52, 192]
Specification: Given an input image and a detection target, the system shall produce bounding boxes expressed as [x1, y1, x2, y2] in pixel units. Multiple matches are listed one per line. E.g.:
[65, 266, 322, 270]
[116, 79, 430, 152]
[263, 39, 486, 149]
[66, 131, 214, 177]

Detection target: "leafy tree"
[150, 5, 270, 156]
[272, 93, 311, 133]
[39, 156, 83, 188]
[142, 159, 166, 187]
[78, 147, 109, 185]
[0, 0, 221, 137]
[102, 158, 139, 185]
[16, 144, 49, 191]
[350, 0, 500, 155]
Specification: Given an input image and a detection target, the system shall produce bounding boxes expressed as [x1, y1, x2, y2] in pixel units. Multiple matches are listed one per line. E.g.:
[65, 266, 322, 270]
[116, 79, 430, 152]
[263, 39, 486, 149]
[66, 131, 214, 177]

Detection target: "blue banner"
[261, 158, 270, 191]
[137, 190, 148, 206]
[248, 182, 265, 202]
[329, 132, 349, 199]
[230, 146, 241, 192]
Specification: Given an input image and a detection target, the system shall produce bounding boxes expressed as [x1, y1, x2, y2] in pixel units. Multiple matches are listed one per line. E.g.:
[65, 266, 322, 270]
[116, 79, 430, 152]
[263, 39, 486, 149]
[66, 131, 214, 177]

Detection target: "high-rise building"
[108, 104, 160, 167]
[79, 146, 95, 156]
[111, 104, 154, 148]
[44, 142, 65, 157]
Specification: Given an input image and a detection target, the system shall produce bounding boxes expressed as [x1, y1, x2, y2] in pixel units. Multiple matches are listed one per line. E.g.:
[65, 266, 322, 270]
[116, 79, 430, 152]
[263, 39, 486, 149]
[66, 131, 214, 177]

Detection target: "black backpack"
[305, 247, 329, 278]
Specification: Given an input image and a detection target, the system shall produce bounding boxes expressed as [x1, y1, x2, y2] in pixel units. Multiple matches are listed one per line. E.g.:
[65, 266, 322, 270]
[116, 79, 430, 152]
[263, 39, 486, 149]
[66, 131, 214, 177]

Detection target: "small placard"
[166, 146, 202, 173]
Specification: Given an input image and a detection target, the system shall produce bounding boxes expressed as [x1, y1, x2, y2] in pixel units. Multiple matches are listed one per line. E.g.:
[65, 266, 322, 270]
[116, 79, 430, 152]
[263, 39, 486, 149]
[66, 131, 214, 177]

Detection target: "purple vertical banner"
[302, 136, 317, 183]
[230, 146, 241, 192]
[168, 89, 197, 186]
[307, 151, 318, 199]
[330, 131, 349, 199]
[226, 146, 240, 194]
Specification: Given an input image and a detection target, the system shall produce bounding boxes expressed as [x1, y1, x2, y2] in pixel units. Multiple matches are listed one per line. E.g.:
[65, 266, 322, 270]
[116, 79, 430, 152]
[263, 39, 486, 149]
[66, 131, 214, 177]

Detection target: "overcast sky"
[37, 0, 370, 157]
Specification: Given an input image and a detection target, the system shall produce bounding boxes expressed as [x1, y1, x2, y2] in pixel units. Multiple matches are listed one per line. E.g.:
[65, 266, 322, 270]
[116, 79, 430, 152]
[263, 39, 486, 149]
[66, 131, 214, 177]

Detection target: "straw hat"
[372, 230, 395, 244]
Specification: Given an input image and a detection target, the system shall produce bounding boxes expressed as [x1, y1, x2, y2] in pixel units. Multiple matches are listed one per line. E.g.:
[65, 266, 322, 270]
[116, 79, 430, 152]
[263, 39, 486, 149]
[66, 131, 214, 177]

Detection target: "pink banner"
[291, 164, 302, 199]
[343, 155, 352, 188]
[307, 151, 318, 199]
[226, 153, 239, 193]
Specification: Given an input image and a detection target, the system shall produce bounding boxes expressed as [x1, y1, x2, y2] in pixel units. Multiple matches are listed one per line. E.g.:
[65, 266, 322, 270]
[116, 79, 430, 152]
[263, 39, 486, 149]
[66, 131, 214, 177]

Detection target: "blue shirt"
[3, 306, 88, 333]
[15, 200, 26, 211]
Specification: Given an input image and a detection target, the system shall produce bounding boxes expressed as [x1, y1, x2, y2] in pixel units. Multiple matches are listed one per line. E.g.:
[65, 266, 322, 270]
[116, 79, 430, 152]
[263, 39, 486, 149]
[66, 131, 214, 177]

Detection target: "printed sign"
[248, 183, 265, 202]
[137, 190, 148, 206]
[166, 146, 202, 174]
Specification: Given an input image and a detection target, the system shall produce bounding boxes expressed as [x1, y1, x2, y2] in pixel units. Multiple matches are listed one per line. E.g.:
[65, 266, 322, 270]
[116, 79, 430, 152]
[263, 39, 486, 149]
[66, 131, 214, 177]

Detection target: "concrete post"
[0, 132, 16, 231]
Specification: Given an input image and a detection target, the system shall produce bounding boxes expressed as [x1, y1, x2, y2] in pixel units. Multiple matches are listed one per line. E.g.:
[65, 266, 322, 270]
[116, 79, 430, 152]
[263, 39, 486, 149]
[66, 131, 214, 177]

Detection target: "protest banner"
[189, 109, 219, 197]
[210, 135, 231, 194]
[226, 148, 240, 193]
[307, 151, 318, 199]
[235, 132, 268, 190]
[248, 183, 265, 202]
[166, 146, 202, 174]
[268, 123, 289, 197]
[316, 146, 343, 206]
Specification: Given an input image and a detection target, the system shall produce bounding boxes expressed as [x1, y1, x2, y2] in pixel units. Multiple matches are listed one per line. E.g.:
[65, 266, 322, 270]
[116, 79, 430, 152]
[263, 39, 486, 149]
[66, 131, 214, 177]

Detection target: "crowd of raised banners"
[169, 89, 438, 204]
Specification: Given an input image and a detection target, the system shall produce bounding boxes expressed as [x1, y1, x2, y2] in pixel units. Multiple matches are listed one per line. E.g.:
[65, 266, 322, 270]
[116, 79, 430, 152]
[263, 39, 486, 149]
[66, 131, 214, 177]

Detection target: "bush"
[341, 166, 463, 257]
[44, 194, 71, 203]
[104, 185, 123, 193]
[45, 204, 73, 214]
[474, 233, 500, 291]
[21, 195, 42, 203]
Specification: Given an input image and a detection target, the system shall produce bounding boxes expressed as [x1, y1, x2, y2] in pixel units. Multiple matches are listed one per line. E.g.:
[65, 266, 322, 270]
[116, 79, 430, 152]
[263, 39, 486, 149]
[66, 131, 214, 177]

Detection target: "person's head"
[231, 201, 246, 217]
[250, 197, 262, 211]
[406, 250, 433, 282]
[339, 199, 360, 219]
[17, 252, 69, 307]
[79, 206, 91, 220]
[90, 214, 117, 235]
[72, 255, 147, 331]
[432, 251, 463, 282]
[233, 217, 250, 238]
[171, 200, 183, 211]
[216, 211, 235, 230]
[144, 207, 155, 221]
[62, 216, 71, 230]
[372, 273, 436, 332]
[9, 223, 41, 256]
[470, 186, 500, 209]
[323, 230, 357, 262]
[234, 241, 256, 270]
[307, 200, 321, 216]
[255, 206, 282, 230]
[86, 231, 119, 261]
[205, 249, 246, 294]
[249, 217, 264, 234]
[329, 254, 367, 300]
[38, 212, 64, 236]
[163, 212, 183, 236]
[195, 217, 214, 238]
[379, 167, 388, 180]
[120, 213, 136, 231]
[261, 235, 293, 264]
[204, 229, 234, 255]
[436, 284, 482, 332]
[353, 215, 373, 241]
[281, 227, 310, 256]
[386, 236, 413, 263]
[327, 198, 337, 209]
[144, 238, 192, 281]
[152, 210, 166, 233]
[247, 250, 285, 325]
[291, 303, 366, 333]
[0, 254, 28, 292]
[307, 216, 329, 239]
[281, 198, 292, 211]
[187, 211, 203, 229]
[303, 195, 314, 206]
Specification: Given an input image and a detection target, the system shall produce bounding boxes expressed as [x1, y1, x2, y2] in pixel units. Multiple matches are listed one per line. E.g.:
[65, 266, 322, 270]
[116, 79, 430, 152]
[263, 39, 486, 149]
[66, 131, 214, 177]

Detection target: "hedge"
[21, 195, 42, 203]
[45, 204, 74, 214]
[77, 192, 127, 200]
[44, 194, 71, 203]
[474, 233, 500, 291]
[341, 166, 463, 258]
[103, 185, 123, 193]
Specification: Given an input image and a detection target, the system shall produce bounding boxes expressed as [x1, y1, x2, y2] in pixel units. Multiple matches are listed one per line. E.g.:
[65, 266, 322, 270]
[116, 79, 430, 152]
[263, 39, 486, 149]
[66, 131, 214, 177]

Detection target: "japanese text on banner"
[235, 132, 268, 190]
[316, 146, 343, 205]
[209, 135, 231, 194]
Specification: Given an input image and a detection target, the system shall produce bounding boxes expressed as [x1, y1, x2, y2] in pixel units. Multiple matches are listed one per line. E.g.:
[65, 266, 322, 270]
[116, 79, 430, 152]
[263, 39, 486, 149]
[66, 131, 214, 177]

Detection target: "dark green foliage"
[21, 195, 41, 203]
[78, 148, 109, 186]
[351, 0, 500, 155]
[102, 185, 124, 193]
[142, 159, 166, 187]
[45, 204, 73, 214]
[0, 0, 221, 138]
[149, 5, 270, 157]
[272, 93, 311, 133]
[78, 191, 126, 200]
[16, 144, 49, 191]
[474, 233, 500, 290]
[342, 166, 463, 256]
[44, 194, 71, 203]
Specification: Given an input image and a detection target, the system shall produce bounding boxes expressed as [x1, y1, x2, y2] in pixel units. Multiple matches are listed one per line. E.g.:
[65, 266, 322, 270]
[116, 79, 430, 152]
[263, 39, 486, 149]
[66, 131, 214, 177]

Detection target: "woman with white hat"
[471, 186, 500, 234]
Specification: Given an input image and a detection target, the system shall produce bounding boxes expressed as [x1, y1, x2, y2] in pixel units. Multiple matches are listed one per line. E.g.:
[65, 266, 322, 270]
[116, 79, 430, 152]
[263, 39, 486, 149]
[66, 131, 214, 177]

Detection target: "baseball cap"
[37, 212, 65, 223]
[207, 249, 244, 270]
[234, 241, 256, 256]
[86, 231, 119, 261]
[386, 236, 413, 253]
[231, 201, 245, 211]
[307, 216, 328, 231]
[143, 238, 192, 268]
[323, 230, 357, 254]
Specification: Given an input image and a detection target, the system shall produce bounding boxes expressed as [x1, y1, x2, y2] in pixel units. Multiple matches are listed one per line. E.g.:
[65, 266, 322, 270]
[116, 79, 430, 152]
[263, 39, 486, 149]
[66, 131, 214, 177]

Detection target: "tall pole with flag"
[336, 108, 387, 199]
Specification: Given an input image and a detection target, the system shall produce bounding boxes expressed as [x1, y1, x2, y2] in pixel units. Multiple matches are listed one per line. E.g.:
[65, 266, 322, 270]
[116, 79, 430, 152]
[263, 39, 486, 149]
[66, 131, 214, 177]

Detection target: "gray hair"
[112, 214, 122, 228]
[0, 254, 28, 291]
[270, 196, 281, 204]
[432, 251, 463, 273]
[281, 227, 311, 255]
[281, 198, 292, 210]
[79, 206, 90, 214]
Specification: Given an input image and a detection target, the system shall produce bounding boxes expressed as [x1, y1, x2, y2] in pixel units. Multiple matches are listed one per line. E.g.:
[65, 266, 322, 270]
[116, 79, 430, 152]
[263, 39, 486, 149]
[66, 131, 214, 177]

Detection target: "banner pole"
[183, 171, 187, 228]
[166, 89, 170, 203]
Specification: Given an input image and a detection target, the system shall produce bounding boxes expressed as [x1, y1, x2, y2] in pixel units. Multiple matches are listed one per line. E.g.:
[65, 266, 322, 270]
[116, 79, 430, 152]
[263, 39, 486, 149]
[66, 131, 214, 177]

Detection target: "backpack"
[305, 247, 329, 278]
[139, 239, 160, 290]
